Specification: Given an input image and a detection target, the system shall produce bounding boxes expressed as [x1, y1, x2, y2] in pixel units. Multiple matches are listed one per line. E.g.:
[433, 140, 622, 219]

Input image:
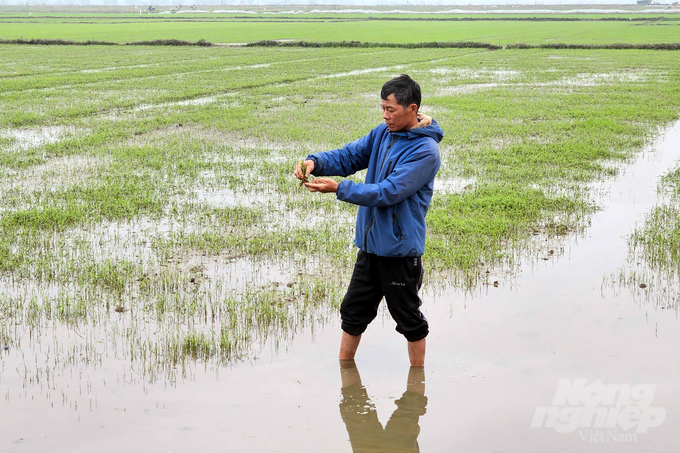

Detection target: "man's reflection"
[339, 361, 427, 452]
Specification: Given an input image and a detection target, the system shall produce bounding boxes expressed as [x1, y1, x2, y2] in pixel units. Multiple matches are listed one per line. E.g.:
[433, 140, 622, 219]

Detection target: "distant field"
[0, 8, 679, 45]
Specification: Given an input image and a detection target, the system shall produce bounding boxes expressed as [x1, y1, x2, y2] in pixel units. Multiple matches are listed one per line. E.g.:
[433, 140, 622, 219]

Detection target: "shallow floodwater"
[2, 122, 680, 452]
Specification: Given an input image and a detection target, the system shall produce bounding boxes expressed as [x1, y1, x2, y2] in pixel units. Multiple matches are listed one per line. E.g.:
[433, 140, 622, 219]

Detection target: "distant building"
[637, 0, 652, 4]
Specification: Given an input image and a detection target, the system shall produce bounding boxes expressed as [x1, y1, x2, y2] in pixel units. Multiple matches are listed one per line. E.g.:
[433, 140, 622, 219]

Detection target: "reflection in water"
[339, 361, 427, 452]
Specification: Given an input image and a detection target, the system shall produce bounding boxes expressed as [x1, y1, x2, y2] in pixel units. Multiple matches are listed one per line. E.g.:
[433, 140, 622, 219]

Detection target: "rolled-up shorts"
[340, 249, 428, 342]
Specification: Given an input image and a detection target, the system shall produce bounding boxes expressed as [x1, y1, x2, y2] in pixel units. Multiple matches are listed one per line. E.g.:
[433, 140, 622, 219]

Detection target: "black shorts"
[340, 250, 428, 342]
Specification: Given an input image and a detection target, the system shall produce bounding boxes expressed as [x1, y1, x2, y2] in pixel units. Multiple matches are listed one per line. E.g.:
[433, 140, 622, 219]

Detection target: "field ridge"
[2, 39, 680, 50]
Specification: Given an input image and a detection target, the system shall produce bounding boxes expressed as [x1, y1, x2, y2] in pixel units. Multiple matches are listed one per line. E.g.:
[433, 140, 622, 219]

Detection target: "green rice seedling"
[299, 160, 308, 186]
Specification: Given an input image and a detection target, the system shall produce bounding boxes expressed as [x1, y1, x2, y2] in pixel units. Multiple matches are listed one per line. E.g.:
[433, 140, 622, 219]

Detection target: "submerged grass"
[1, 173, 162, 231]
[631, 204, 680, 272]
[629, 168, 680, 276]
[610, 166, 680, 311]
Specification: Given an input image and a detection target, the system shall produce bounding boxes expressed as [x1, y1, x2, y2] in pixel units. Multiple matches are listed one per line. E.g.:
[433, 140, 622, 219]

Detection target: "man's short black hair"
[381, 74, 421, 111]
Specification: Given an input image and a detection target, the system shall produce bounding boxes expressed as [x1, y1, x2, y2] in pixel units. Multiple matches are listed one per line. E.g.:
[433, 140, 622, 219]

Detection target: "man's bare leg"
[407, 338, 426, 367]
[339, 332, 362, 360]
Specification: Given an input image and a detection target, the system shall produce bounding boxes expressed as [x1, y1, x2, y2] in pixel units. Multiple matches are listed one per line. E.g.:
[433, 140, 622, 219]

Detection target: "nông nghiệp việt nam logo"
[531, 379, 666, 442]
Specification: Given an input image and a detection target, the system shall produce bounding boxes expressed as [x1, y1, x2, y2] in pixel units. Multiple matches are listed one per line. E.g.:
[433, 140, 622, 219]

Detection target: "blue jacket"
[307, 115, 443, 257]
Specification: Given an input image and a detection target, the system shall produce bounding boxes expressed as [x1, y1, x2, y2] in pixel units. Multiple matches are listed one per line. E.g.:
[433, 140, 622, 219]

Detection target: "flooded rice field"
[1, 44, 680, 452]
[2, 121, 679, 452]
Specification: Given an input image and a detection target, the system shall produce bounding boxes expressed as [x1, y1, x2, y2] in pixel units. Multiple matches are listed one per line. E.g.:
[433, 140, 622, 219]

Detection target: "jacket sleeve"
[306, 127, 377, 177]
[335, 142, 439, 208]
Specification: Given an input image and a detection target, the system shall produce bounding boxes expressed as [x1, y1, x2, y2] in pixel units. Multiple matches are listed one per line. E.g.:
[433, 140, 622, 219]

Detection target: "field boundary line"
[2, 38, 679, 51]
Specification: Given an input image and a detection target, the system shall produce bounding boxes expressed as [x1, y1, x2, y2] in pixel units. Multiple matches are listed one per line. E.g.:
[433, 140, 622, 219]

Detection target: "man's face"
[381, 94, 417, 132]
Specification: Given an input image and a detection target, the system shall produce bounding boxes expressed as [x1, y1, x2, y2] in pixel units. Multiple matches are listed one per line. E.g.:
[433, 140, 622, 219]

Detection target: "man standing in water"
[294, 74, 443, 367]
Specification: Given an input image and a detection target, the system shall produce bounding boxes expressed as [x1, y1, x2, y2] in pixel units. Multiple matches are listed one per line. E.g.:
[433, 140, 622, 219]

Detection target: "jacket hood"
[404, 114, 444, 143]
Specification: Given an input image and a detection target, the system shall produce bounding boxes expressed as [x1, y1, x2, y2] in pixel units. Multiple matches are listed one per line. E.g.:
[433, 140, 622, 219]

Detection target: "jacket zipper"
[392, 212, 404, 241]
[384, 160, 394, 179]
[379, 134, 398, 175]
[363, 217, 374, 251]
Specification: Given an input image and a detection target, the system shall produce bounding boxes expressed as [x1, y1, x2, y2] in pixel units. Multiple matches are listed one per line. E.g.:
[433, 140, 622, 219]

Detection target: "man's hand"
[304, 178, 338, 193]
[294, 159, 314, 181]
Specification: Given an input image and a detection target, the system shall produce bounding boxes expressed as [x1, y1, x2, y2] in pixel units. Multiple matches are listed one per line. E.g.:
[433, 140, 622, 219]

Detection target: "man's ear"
[408, 103, 418, 116]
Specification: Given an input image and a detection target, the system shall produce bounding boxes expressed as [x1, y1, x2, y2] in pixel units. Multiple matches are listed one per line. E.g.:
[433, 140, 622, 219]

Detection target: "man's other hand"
[304, 178, 338, 193]
[294, 159, 315, 180]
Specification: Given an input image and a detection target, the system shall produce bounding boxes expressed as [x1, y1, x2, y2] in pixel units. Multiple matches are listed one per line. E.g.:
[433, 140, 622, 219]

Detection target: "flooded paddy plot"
[3, 154, 106, 201]
[0, 126, 74, 151]
[0, 42, 680, 452]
